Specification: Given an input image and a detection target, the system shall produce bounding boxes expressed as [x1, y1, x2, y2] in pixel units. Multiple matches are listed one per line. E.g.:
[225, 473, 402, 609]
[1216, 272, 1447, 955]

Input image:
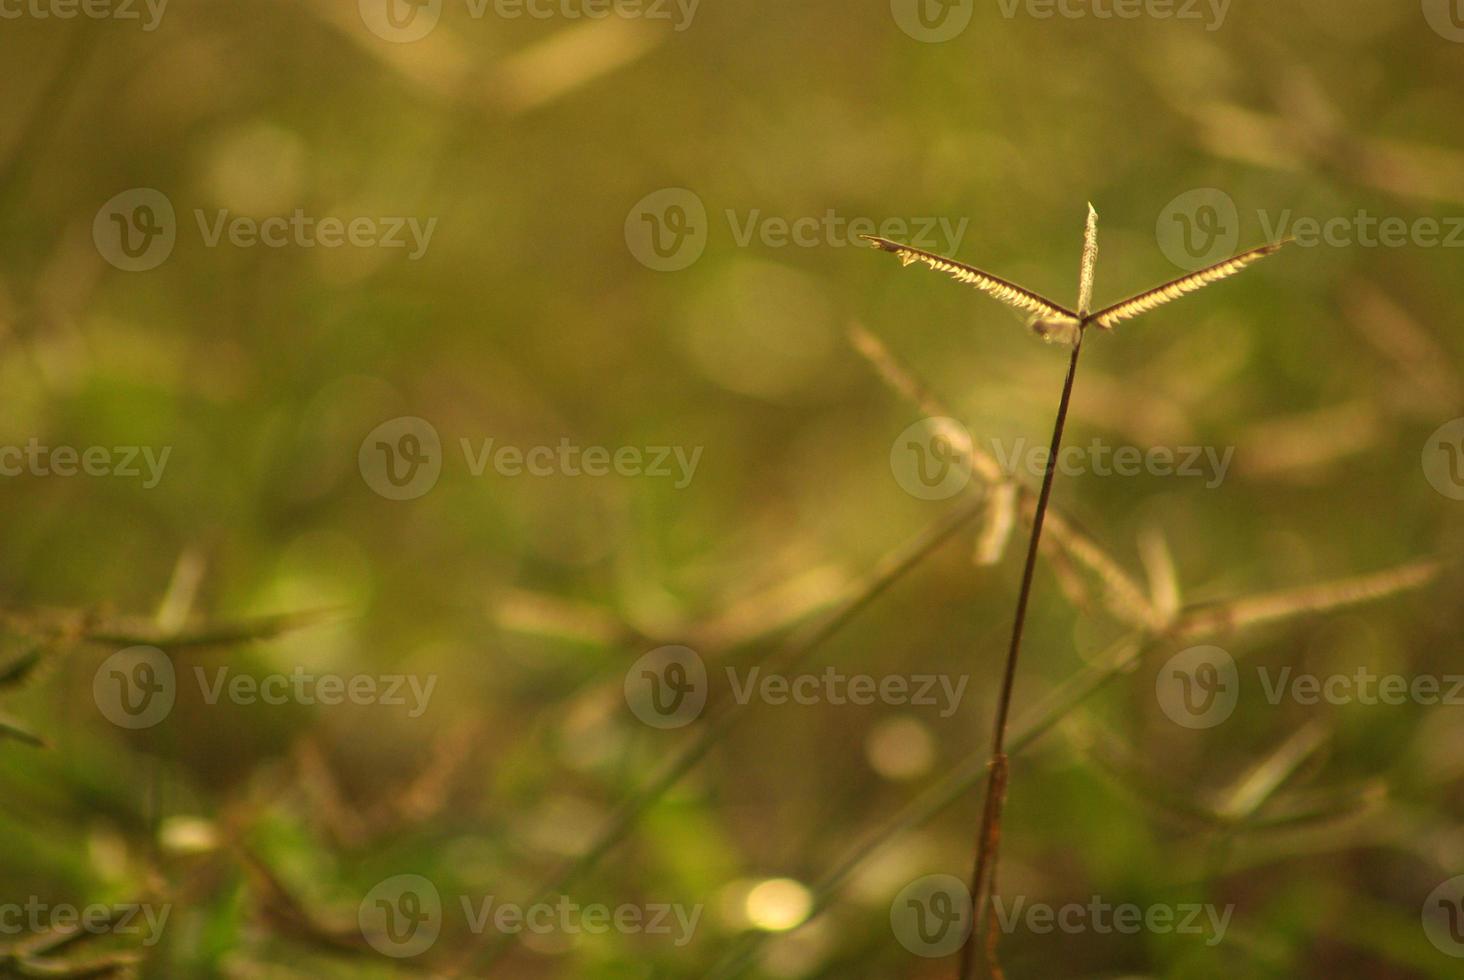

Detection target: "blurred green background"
[1, 0, 1462, 976]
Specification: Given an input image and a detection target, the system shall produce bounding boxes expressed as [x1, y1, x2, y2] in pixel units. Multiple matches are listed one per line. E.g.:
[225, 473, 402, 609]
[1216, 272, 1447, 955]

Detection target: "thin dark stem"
[958, 328, 1086, 980]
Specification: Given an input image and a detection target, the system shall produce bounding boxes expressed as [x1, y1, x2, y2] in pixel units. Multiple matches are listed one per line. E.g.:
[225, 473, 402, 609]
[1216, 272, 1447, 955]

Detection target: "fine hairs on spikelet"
[860, 235, 1077, 325]
[862, 225, 1290, 339]
[1078, 202, 1099, 316]
[1087, 239, 1292, 329]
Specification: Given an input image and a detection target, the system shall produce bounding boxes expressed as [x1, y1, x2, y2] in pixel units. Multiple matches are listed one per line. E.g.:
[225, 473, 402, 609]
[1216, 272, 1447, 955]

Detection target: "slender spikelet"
[860, 235, 1077, 324]
[1078, 203, 1099, 316]
[1086, 239, 1291, 330]
[859, 228, 1289, 346]
[1175, 558, 1441, 639]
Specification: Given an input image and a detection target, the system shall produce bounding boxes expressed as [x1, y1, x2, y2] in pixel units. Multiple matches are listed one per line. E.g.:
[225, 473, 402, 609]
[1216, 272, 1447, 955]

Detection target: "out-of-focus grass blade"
[1215, 719, 1331, 824]
[1138, 527, 1181, 625]
[0, 647, 44, 689]
[1239, 780, 1387, 832]
[81, 608, 346, 651]
[0, 713, 46, 747]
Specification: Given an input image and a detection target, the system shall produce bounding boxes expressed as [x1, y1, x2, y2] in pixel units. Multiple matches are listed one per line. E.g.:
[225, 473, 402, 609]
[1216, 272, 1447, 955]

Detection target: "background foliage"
[1, 1, 1461, 976]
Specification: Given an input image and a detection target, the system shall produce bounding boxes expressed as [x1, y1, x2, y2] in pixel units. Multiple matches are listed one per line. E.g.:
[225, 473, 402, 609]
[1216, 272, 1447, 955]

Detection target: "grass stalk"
[959, 326, 1086, 980]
